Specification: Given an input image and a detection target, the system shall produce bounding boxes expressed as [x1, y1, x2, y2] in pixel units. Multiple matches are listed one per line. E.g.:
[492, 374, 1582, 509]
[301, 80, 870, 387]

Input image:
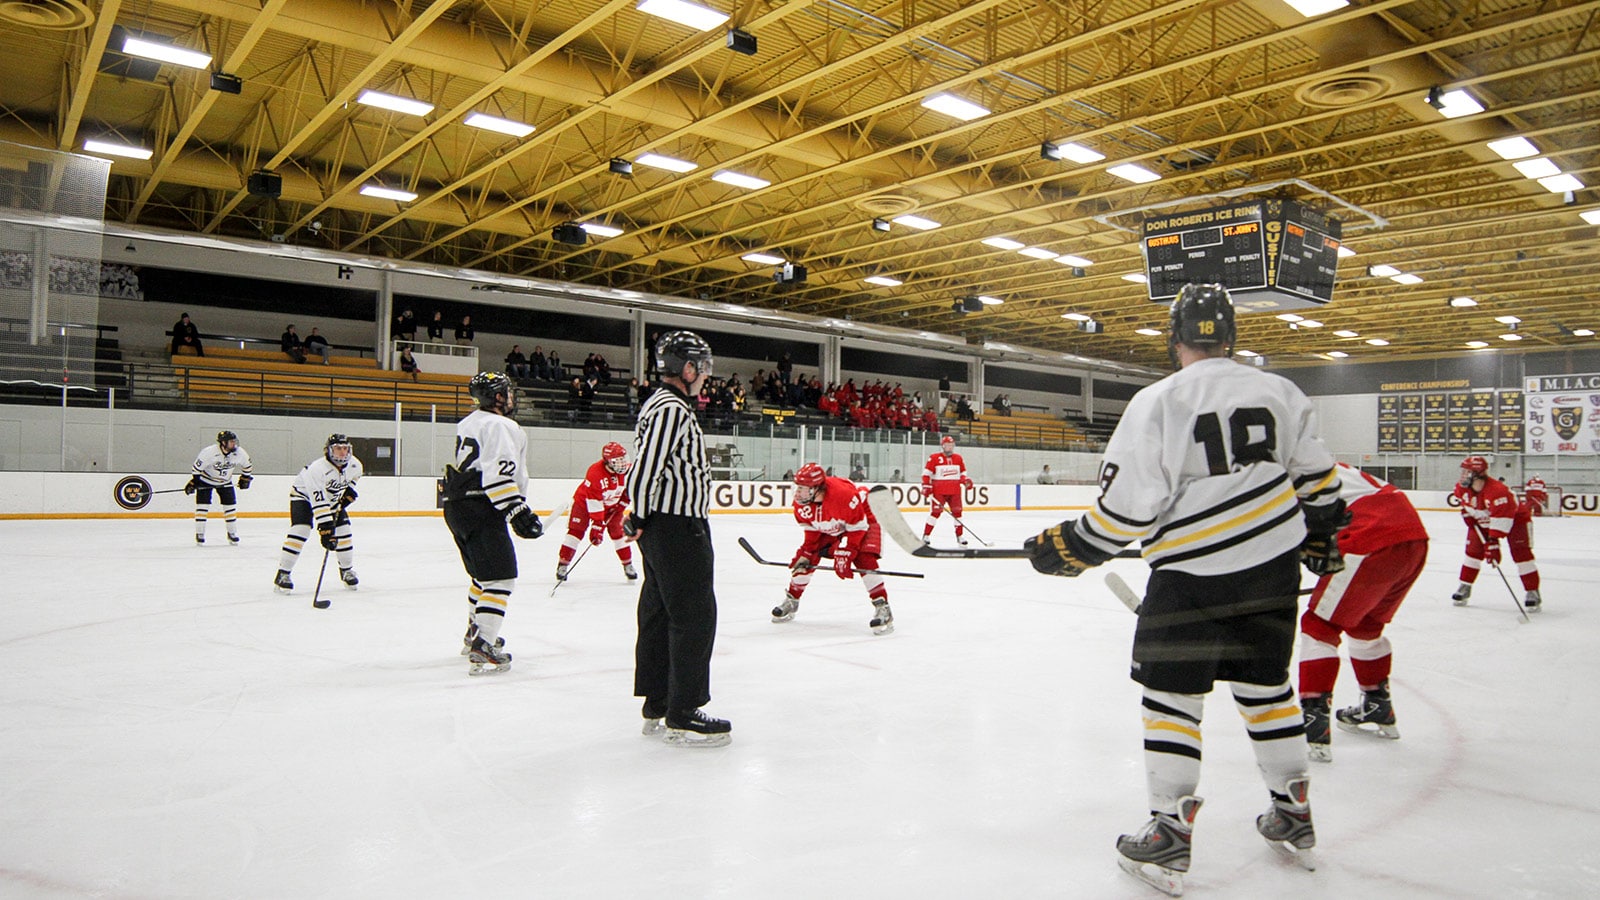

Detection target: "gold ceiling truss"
[0, 0, 1595, 370]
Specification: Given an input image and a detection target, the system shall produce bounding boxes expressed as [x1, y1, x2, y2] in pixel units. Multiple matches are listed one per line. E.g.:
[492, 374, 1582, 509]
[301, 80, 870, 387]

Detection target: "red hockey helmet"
[794, 462, 825, 502]
[602, 441, 630, 473]
[1460, 455, 1488, 475]
[941, 435, 955, 448]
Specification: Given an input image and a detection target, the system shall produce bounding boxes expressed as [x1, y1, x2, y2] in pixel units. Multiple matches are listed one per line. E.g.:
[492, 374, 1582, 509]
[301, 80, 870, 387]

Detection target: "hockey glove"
[1483, 541, 1502, 565]
[184, 477, 198, 495]
[1299, 499, 1351, 577]
[588, 523, 605, 546]
[236, 474, 252, 490]
[507, 503, 543, 540]
[340, 485, 357, 508]
[317, 520, 337, 550]
[833, 549, 854, 580]
[789, 552, 816, 575]
[1024, 519, 1108, 577]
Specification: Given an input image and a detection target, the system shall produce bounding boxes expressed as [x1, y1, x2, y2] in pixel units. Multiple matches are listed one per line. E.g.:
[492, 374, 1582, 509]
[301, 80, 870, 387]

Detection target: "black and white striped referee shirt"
[627, 382, 711, 520]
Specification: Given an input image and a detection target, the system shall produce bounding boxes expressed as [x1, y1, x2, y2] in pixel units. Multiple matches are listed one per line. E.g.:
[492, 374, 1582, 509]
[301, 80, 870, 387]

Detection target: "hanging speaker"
[247, 170, 282, 198]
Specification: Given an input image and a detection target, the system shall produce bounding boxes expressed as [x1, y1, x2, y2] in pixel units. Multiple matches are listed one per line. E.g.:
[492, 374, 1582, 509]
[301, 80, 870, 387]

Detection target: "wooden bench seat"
[186, 345, 378, 368]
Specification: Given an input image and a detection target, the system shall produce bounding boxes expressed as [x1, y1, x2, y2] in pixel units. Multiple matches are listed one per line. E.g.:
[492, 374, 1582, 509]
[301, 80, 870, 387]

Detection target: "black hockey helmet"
[217, 430, 238, 447]
[655, 330, 713, 380]
[468, 371, 516, 414]
[325, 433, 352, 465]
[1168, 282, 1235, 366]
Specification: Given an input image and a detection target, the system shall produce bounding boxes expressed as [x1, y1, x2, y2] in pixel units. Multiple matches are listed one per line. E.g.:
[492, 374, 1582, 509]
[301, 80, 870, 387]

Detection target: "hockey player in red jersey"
[920, 434, 972, 545]
[1451, 455, 1541, 611]
[557, 442, 637, 582]
[1299, 464, 1429, 762]
[772, 463, 894, 634]
[1523, 475, 1551, 517]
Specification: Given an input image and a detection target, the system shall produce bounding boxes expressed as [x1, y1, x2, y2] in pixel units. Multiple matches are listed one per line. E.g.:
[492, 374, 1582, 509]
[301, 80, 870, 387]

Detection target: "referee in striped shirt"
[624, 330, 731, 747]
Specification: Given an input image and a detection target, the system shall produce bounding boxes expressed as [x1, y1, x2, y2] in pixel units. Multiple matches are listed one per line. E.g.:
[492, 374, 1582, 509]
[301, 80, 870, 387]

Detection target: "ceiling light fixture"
[579, 223, 623, 237]
[463, 112, 534, 137]
[1276, 313, 1305, 322]
[1427, 87, 1483, 118]
[1450, 296, 1478, 307]
[1042, 141, 1105, 164]
[1061, 313, 1092, 322]
[1135, 327, 1163, 336]
[1465, 341, 1490, 349]
[1107, 163, 1161, 183]
[1367, 264, 1400, 277]
[637, 0, 728, 30]
[1365, 338, 1390, 346]
[356, 90, 434, 117]
[1018, 247, 1059, 260]
[1055, 255, 1093, 267]
[360, 185, 418, 202]
[1487, 136, 1539, 160]
[741, 252, 784, 265]
[981, 237, 1025, 250]
[1573, 328, 1595, 337]
[1392, 273, 1424, 285]
[1495, 315, 1521, 324]
[1122, 273, 1148, 283]
[1336, 246, 1356, 258]
[636, 152, 697, 172]
[1326, 350, 1349, 358]
[864, 275, 903, 287]
[712, 170, 770, 189]
[920, 93, 990, 121]
[82, 139, 153, 160]
[1283, 0, 1349, 17]
[976, 295, 1004, 305]
[1499, 333, 1523, 341]
[1334, 329, 1360, 338]
[892, 214, 940, 230]
[1538, 174, 1584, 193]
[1581, 210, 1600, 225]
[1298, 319, 1324, 328]
[1513, 158, 1560, 179]
[121, 36, 212, 69]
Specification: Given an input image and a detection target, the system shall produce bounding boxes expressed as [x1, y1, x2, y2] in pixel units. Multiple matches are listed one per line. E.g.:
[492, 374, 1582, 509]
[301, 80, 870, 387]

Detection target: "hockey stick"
[310, 547, 332, 610]
[1467, 520, 1530, 623]
[737, 537, 925, 579]
[951, 517, 992, 546]
[866, 486, 1143, 561]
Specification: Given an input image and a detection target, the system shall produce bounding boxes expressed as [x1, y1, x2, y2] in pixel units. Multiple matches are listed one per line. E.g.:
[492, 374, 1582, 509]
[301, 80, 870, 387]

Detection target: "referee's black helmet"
[655, 330, 713, 379]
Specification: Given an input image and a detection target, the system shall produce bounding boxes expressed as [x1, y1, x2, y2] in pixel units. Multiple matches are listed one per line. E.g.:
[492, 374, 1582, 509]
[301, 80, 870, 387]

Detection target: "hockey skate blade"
[1307, 743, 1333, 763]
[661, 730, 731, 748]
[467, 662, 510, 677]
[1266, 840, 1318, 871]
[1336, 720, 1400, 740]
[1117, 855, 1185, 897]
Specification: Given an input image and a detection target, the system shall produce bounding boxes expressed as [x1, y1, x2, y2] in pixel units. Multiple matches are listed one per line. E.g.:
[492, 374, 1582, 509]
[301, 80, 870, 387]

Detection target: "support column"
[376, 271, 393, 369]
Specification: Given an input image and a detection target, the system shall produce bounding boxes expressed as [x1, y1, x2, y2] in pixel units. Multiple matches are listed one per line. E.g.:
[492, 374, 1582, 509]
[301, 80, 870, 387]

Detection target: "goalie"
[772, 463, 894, 635]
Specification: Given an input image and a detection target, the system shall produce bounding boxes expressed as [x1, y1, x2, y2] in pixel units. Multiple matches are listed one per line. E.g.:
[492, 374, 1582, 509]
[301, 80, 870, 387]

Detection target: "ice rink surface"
[2, 506, 1596, 899]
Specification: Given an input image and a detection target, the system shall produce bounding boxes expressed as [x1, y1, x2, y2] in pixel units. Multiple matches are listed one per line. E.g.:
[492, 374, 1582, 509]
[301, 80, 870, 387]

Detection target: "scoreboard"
[1142, 199, 1343, 311]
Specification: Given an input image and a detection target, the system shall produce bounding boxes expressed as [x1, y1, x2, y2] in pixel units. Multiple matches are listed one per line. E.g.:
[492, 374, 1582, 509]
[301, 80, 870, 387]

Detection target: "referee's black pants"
[634, 513, 717, 713]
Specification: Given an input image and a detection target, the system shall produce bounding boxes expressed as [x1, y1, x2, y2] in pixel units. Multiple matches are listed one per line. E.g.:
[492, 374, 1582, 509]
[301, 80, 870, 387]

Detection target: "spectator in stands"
[782, 469, 795, 481]
[635, 378, 653, 413]
[427, 311, 445, 343]
[399, 346, 421, 381]
[994, 394, 1013, 417]
[1037, 465, 1054, 485]
[627, 377, 641, 415]
[394, 308, 417, 342]
[530, 345, 550, 381]
[281, 325, 307, 364]
[850, 462, 866, 481]
[455, 315, 475, 346]
[891, 468, 903, 482]
[547, 350, 562, 381]
[505, 345, 530, 380]
[304, 327, 331, 365]
[938, 374, 951, 412]
[956, 395, 975, 422]
[647, 331, 660, 376]
[777, 352, 793, 386]
[567, 377, 582, 421]
[171, 313, 204, 356]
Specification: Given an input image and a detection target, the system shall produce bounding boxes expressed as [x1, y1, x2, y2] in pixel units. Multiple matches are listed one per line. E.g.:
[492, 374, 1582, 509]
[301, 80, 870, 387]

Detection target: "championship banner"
[1523, 373, 1600, 454]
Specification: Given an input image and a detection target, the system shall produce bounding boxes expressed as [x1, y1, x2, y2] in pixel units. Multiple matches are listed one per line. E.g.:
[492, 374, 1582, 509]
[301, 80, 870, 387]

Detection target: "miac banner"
[1523, 373, 1600, 454]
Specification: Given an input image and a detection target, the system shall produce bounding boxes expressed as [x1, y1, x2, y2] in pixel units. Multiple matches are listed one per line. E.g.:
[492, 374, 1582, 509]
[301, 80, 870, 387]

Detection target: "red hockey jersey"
[1453, 474, 1526, 540]
[573, 460, 630, 523]
[794, 476, 879, 556]
[1333, 463, 1428, 555]
[921, 452, 969, 494]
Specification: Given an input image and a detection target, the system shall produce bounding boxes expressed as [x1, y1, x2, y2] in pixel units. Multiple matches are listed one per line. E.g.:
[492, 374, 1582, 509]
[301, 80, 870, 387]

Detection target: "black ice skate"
[772, 596, 799, 623]
[1257, 777, 1317, 870]
[467, 635, 512, 676]
[195, 534, 205, 545]
[663, 708, 732, 747]
[340, 568, 359, 589]
[869, 599, 894, 635]
[1116, 795, 1202, 897]
[460, 622, 505, 657]
[1525, 589, 1542, 612]
[1336, 681, 1399, 740]
[273, 570, 294, 593]
[1302, 695, 1332, 763]
[1451, 583, 1471, 606]
[555, 563, 569, 582]
[227, 532, 240, 545]
[957, 535, 969, 546]
[641, 699, 667, 737]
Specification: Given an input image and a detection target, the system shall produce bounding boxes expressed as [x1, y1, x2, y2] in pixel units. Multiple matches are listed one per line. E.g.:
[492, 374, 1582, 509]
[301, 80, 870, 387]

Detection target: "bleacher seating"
[172, 346, 474, 416]
[943, 408, 1098, 448]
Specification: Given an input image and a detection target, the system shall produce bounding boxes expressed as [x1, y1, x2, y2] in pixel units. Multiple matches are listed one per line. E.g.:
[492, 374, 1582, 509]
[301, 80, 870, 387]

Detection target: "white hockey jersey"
[447, 409, 529, 513]
[192, 444, 252, 487]
[1073, 357, 1340, 576]
[290, 455, 364, 525]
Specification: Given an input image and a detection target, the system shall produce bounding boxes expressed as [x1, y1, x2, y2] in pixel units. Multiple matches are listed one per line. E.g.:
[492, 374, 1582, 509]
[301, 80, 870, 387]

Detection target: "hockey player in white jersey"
[273, 434, 364, 593]
[441, 372, 543, 675]
[188, 430, 253, 544]
[1023, 283, 1346, 896]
